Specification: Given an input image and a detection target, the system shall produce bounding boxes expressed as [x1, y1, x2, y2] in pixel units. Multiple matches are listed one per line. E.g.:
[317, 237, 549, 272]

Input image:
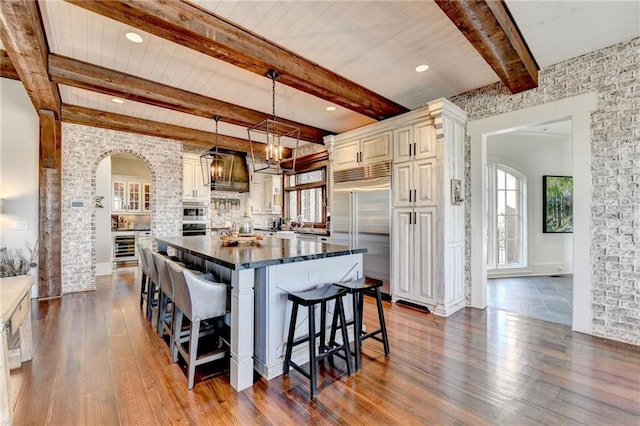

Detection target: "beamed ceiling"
[1, 0, 638, 153]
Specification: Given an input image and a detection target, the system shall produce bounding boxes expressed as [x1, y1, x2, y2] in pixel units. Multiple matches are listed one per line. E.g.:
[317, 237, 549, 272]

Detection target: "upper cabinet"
[112, 177, 150, 213]
[393, 122, 436, 163]
[183, 153, 210, 201]
[333, 131, 392, 171]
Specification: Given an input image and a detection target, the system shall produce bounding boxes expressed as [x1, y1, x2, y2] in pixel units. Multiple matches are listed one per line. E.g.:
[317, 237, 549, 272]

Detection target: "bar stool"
[142, 247, 159, 321]
[152, 252, 174, 338]
[283, 285, 352, 398]
[137, 244, 150, 312]
[167, 262, 229, 389]
[330, 277, 390, 371]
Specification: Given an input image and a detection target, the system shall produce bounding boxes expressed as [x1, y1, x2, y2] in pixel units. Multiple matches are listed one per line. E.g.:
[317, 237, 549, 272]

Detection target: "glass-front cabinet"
[112, 177, 151, 213]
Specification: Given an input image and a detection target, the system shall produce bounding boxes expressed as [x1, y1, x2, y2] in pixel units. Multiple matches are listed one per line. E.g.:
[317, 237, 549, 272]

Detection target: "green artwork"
[543, 175, 573, 233]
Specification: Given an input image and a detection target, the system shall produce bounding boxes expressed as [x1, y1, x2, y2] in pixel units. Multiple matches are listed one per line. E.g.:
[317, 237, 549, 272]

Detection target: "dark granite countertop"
[254, 227, 330, 236]
[155, 235, 365, 270]
[111, 228, 151, 232]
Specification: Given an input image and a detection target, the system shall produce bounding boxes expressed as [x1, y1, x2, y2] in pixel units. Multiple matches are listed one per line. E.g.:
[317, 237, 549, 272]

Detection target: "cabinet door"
[391, 209, 414, 300]
[112, 180, 127, 212]
[127, 182, 141, 211]
[361, 132, 391, 164]
[142, 182, 151, 212]
[194, 157, 209, 200]
[183, 158, 196, 199]
[393, 126, 413, 163]
[413, 159, 436, 206]
[333, 139, 360, 170]
[414, 208, 436, 305]
[392, 163, 413, 207]
[250, 181, 264, 213]
[413, 122, 436, 160]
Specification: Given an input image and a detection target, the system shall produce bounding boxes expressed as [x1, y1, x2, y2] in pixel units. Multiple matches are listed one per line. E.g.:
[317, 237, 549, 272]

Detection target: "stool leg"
[319, 301, 327, 354]
[352, 292, 362, 372]
[187, 319, 200, 389]
[139, 272, 147, 308]
[172, 309, 183, 363]
[157, 291, 166, 334]
[336, 297, 352, 376]
[375, 288, 390, 356]
[308, 305, 318, 397]
[283, 302, 299, 375]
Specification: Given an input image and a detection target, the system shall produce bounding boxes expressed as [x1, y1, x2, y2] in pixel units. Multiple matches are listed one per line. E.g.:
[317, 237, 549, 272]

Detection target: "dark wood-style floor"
[10, 269, 640, 425]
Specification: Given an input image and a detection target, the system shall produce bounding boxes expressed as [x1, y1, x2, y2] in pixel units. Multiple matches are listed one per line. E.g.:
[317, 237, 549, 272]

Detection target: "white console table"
[0, 275, 34, 426]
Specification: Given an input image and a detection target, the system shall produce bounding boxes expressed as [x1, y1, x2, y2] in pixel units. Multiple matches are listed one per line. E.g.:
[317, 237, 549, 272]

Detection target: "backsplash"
[210, 190, 246, 226]
[111, 214, 151, 230]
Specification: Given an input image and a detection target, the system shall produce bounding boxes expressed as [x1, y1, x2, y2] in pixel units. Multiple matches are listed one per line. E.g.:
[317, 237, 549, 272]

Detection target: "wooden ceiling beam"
[0, 50, 19, 80]
[434, 0, 538, 93]
[61, 104, 291, 158]
[64, 0, 408, 120]
[0, 0, 61, 114]
[49, 54, 329, 144]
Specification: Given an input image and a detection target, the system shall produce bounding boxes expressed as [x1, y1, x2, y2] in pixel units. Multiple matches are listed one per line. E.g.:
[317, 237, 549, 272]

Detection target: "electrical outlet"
[308, 271, 319, 282]
[13, 221, 28, 230]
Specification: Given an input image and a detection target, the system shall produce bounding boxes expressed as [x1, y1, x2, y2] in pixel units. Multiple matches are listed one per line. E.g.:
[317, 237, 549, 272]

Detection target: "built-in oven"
[183, 201, 209, 222]
[182, 222, 208, 236]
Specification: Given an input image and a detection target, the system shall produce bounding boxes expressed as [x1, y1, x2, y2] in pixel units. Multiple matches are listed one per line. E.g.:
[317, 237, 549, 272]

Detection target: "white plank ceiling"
[36, 0, 640, 147]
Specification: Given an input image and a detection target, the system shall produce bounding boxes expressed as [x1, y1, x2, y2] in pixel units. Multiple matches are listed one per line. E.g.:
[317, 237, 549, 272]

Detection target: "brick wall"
[62, 123, 183, 293]
[451, 37, 640, 345]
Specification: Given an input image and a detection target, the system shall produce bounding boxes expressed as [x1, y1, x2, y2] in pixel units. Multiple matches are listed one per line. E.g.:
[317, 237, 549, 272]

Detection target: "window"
[487, 162, 527, 269]
[284, 168, 327, 225]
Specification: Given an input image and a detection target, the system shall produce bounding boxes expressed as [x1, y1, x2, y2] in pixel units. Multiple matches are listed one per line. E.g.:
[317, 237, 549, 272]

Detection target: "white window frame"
[487, 161, 527, 271]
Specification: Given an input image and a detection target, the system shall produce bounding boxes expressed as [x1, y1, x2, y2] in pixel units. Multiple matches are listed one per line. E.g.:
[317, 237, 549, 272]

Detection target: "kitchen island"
[155, 235, 366, 391]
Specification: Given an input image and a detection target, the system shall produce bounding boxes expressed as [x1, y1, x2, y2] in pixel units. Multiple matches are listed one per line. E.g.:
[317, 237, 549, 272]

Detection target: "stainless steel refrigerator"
[332, 175, 391, 294]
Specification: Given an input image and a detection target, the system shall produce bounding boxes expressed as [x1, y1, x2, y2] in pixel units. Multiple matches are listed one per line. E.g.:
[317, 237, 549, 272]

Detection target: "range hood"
[214, 149, 250, 193]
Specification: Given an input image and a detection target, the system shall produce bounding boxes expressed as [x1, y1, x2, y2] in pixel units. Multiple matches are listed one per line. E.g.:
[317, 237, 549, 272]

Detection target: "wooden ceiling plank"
[434, 0, 538, 94]
[48, 54, 329, 144]
[63, 0, 408, 120]
[0, 50, 20, 80]
[61, 104, 290, 158]
[0, 0, 61, 114]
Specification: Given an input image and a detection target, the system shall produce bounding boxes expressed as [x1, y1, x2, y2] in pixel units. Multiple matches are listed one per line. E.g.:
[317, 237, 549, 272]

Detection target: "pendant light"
[200, 116, 233, 190]
[247, 70, 299, 174]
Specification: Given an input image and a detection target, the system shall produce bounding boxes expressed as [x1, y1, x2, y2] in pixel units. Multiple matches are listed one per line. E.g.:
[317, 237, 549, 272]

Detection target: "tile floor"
[487, 275, 573, 325]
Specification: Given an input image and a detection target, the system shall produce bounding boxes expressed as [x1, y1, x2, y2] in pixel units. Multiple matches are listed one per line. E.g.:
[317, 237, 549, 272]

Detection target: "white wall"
[95, 156, 112, 275]
[487, 130, 573, 277]
[0, 79, 40, 296]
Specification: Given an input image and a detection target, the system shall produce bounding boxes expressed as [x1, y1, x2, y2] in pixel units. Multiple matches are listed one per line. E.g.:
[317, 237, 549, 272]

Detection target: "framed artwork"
[543, 175, 573, 233]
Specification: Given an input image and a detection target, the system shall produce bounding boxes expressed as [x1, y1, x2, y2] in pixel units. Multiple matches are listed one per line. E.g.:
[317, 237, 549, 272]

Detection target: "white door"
[393, 125, 413, 163]
[127, 181, 141, 211]
[413, 122, 436, 160]
[413, 159, 436, 206]
[414, 207, 436, 305]
[391, 209, 413, 300]
[334, 139, 360, 170]
[183, 158, 195, 200]
[360, 132, 391, 164]
[112, 180, 127, 212]
[392, 163, 413, 207]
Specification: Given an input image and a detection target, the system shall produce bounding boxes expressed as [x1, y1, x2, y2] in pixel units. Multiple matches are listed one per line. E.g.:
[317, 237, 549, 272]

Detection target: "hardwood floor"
[10, 269, 640, 425]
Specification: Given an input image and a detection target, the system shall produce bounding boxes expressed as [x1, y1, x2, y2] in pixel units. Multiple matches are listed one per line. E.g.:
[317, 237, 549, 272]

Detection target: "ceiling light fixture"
[247, 70, 299, 175]
[415, 64, 430, 73]
[111, 98, 124, 104]
[326, 106, 336, 111]
[125, 32, 144, 43]
[200, 116, 233, 190]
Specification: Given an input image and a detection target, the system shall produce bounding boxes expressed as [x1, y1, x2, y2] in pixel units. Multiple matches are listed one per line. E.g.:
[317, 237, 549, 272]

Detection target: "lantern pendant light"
[247, 70, 299, 175]
[200, 116, 233, 190]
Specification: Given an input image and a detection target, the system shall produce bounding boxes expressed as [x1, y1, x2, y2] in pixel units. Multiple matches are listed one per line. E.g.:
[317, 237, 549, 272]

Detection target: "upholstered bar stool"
[152, 252, 174, 338]
[167, 262, 229, 389]
[142, 247, 159, 321]
[330, 277, 390, 371]
[137, 244, 150, 312]
[283, 285, 352, 398]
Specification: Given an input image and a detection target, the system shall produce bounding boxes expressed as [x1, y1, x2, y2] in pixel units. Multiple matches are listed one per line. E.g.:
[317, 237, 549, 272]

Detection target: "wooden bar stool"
[142, 247, 159, 321]
[283, 285, 352, 398]
[330, 277, 390, 371]
[137, 244, 150, 312]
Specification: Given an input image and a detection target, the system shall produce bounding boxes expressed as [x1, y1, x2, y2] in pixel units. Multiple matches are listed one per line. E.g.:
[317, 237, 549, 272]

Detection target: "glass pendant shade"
[247, 70, 299, 175]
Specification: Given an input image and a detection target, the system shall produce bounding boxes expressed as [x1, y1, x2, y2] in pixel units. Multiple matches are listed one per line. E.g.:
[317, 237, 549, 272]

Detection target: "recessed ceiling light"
[326, 106, 336, 111]
[415, 64, 430, 73]
[125, 32, 144, 43]
[112, 98, 124, 104]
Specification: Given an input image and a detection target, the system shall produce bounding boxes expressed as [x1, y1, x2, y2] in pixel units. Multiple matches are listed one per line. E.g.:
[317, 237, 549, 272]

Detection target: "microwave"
[183, 202, 208, 222]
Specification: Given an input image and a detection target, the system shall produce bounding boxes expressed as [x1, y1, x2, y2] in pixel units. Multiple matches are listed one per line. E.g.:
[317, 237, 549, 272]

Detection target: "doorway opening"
[96, 153, 152, 276]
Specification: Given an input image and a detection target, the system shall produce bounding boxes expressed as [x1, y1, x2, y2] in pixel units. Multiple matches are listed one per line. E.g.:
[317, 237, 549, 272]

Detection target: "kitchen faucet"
[296, 215, 304, 229]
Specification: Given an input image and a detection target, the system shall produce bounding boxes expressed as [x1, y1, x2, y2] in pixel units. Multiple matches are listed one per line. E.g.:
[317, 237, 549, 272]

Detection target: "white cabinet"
[249, 171, 264, 214]
[183, 154, 210, 201]
[333, 131, 391, 171]
[137, 231, 152, 251]
[392, 159, 436, 207]
[112, 178, 150, 213]
[393, 122, 436, 162]
[392, 208, 436, 306]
